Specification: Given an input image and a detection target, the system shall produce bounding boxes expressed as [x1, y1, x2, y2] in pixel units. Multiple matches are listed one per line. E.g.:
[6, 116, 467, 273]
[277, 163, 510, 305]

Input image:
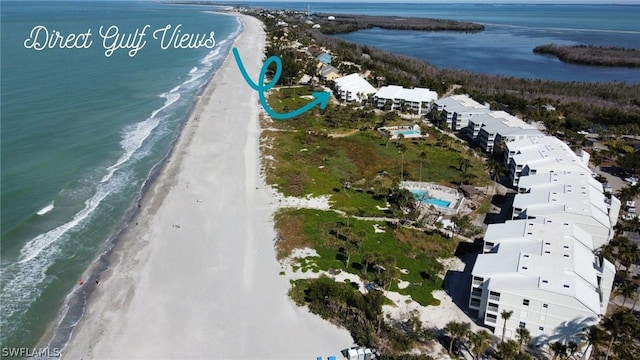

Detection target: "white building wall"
[484, 288, 600, 344]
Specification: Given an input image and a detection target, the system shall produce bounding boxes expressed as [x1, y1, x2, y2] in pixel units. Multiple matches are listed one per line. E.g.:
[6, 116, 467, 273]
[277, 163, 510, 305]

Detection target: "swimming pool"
[409, 189, 451, 208]
[393, 129, 421, 136]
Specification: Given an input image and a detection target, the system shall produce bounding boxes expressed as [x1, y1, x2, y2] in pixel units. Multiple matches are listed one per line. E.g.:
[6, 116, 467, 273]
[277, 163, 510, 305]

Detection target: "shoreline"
[38, 13, 243, 352]
[62, 13, 353, 359]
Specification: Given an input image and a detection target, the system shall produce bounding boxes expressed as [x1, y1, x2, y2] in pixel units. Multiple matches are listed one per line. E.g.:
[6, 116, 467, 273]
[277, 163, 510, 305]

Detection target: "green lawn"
[276, 209, 459, 306]
[263, 88, 487, 308]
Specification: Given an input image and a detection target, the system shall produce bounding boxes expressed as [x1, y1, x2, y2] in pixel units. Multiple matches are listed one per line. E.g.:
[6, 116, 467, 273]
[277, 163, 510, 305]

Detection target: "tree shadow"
[533, 316, 598, 345]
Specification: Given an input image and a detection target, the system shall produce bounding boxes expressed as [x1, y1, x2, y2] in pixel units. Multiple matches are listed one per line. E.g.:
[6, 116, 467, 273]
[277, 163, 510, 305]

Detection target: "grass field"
[275, 209, 461, 306]
[264, 86, 486, 306]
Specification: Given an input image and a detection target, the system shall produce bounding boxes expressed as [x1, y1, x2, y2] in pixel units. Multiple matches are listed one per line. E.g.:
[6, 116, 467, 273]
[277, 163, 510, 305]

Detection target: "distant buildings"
[333, 73, 377, 103]
[319, 64, 341, 82]
[374, 85, 438, 115]
[316, 52, 332, 65]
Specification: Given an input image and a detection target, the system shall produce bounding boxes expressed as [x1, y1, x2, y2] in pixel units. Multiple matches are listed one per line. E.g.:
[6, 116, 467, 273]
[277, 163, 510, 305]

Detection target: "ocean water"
[237, 1, 640, 83]
[0, 1, 241, 350]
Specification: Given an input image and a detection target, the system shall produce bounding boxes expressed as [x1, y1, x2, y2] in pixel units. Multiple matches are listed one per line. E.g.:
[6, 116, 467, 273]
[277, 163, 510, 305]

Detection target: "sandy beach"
[63, 14, 353, 359]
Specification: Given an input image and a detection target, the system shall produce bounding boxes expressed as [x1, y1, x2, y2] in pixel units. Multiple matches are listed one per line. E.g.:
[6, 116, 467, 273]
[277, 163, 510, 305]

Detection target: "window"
[539, 326, 544, 331]
[523, 254, 530, 258]
[542, 280, 549, 284]
[543, 303, 548, 308]
[523, 299, 530, 306]
[519, 322, 526, 328]
[563, 284, 570, 288]
[522, 266, 528, 270]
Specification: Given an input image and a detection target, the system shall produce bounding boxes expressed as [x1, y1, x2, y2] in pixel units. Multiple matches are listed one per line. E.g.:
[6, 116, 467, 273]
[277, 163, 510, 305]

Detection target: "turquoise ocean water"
[2, 0, 639, 354]
[1, 1, 240, 350]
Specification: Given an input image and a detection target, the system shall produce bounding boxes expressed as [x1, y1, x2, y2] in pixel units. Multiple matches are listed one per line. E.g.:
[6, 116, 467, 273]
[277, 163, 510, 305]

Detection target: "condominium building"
[470, 218, 615, 344]
[511, 177, 619, 248]
[431, 95, 489, 131]
[374, 85, 438, 115]
[505, 136, 590, 187]
[333, 73, 377, 103]
[471, 111, 544, 153]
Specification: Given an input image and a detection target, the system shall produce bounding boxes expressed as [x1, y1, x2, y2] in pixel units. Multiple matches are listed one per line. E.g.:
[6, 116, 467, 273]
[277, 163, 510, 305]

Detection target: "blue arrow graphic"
[232, 47, 329, 120]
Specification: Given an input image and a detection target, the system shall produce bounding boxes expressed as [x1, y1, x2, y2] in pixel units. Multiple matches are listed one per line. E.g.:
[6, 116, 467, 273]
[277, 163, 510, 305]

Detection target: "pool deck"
[379, 125, 426, 140]
[401, 181, 464, 215]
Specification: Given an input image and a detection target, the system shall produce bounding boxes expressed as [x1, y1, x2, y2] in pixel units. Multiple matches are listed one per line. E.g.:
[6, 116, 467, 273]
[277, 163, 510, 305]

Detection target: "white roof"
[402, 87, 438, 103]
[514, 185, 608, 216]
[334, 73, 376, 95]
[375, 85, 438, 103]
[517, 171, 603, 193]
[510, 137, 591, 173]
[476, 111, 543, 137]
[375, 85, 403, 99]
[435, 94, 488, 113]
[474, 219, 603, 314]
[484, 218, 595, 252]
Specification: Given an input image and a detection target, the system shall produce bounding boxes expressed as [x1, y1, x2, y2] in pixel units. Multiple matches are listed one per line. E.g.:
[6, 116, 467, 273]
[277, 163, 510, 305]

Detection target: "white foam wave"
[19, 189, 110, 264]
[1, 173, 129, 326]
[170, 85, 180, 93]
[200, 47, 222, 67]
[189, 66, 198, 74]
[37, 203, 54, 216]
[101, 92, 180, 183]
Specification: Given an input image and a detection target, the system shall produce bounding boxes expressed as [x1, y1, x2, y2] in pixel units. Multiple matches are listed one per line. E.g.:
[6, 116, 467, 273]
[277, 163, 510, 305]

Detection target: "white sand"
[63, 14, 353, 359]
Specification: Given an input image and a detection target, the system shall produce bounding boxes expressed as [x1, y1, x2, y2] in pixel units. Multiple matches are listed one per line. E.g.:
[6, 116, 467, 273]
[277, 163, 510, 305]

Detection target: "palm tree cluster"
[443, 321, 493, 359]
[598, 235, 640, 277]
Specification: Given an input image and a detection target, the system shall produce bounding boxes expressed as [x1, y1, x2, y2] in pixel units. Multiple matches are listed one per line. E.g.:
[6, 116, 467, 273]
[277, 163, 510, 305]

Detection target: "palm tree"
[376, 255, 399, 333]
[618, 242, 639, 275]
[501, 310, 514, 342]
[602, 310, 637, 360]
[515, 327, 531, 354]
[567, 341, 578, 359]
[418, 150, 427, 182]
[549, 341, 567, 360]
[469, 329, 493, 360]
[444, 321, 470, 355]
[497, 339, 520, 360]
[397, 141, 407, 183]
[578, 325, 606, 360]
[614, 281, 637, 307]
[362, 252, 377, 274]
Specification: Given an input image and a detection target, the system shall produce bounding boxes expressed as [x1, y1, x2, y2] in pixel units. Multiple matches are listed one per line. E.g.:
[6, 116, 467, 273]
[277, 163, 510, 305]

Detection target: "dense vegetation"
[534, 44, 640, 68]
[247, 8, 640, 358]
[310, 14, 484, 35]
[298, 29, 640, 134]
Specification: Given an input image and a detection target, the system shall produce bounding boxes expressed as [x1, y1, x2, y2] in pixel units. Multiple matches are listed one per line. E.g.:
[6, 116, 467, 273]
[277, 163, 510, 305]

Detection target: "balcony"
[487, 305, 499, 313]
[485, 316, 497, 324]
[489, 294, 500, 302]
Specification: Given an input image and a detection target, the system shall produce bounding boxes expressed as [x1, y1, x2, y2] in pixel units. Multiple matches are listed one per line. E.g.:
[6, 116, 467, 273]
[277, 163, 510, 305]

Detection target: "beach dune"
[63, 14, 353, 359]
